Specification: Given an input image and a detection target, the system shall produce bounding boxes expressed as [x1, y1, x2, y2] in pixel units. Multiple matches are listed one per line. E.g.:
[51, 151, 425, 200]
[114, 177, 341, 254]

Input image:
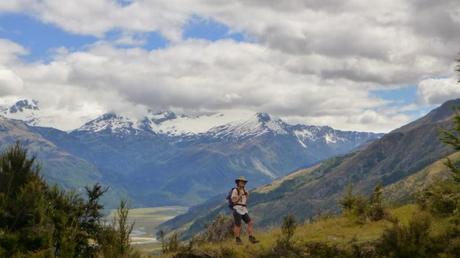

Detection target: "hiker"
[227, 176, 259, 244]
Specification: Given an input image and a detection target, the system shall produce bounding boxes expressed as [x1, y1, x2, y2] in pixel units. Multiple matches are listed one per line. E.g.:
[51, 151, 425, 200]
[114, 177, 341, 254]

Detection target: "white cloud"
[0, 0, 459, 132]
[0, 39, 27, 64]
[0, 68, 23, 96]
[417, 77, 460, 105]
[1, 39, 404, 132]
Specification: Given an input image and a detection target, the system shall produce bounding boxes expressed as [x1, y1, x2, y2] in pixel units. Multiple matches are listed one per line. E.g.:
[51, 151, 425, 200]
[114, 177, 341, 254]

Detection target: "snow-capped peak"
[76, 113, 141, 134]
[207, 112, 289, 139]
[9, 99, 39, 113]
[1, 99, 41, 126]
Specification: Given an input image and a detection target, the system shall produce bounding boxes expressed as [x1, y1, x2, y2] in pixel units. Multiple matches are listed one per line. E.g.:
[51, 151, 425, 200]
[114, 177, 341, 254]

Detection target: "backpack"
[226, 187, 237, 209]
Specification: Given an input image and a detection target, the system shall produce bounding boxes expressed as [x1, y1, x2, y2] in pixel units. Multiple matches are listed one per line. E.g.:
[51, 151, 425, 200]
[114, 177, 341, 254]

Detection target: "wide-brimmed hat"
[235, 176, 248, 184]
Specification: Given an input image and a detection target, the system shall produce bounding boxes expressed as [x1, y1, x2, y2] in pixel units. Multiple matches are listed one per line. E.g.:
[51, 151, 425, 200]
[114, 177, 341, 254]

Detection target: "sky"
[0, 0, 459, 133]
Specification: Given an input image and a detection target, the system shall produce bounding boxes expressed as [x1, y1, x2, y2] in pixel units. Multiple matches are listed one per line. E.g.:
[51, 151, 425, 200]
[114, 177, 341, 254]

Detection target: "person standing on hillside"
[228, 176, 260, 244]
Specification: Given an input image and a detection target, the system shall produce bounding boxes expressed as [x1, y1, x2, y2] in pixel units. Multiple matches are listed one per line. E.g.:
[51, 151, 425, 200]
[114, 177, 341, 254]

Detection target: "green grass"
[154, 204, 455, 258]
[383, 151, 460, 204]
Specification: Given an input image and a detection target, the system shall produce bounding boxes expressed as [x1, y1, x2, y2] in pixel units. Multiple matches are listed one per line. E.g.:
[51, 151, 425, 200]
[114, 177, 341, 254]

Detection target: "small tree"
[0, 142, 53, 257]
[281, 214, 297, 243]
[273, 215, 299, 256]
[115, 199, 134, 255]
[367, 184, 386, 221]
[440, 56, 460, 183]
[339, 184, 367, 223]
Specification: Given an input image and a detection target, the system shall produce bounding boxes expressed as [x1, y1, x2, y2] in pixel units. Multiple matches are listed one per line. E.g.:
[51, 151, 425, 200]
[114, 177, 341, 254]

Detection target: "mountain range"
[0, 99, 381, 207]
[157, 98, 460, 239]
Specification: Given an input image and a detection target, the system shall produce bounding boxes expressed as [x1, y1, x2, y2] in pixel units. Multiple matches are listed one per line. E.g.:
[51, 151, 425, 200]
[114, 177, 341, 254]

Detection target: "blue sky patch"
[371, 85, 434, 118]
[0, 13, 97, 62]
[183, 16, 246, 42]
[371, 85, 417, 105]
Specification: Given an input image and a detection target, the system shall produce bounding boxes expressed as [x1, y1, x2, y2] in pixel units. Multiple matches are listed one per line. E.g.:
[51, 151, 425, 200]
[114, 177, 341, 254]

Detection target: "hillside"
[157, 98, 460, 239]
[155, 204, 453, 258]
[0, 116, 125, 206]
[383, 151, 460, 204]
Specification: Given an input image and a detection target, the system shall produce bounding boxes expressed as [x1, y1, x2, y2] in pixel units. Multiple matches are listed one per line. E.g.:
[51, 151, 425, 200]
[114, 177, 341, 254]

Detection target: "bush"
[340, 185, 367, 223]
[417, 180, 460, 217]
[340, 184, 387, 223]
[375, 212, 443, 257]
[199, 214, 234, 242]
[302, 242, 348, 258]
[271, 215, 300, 258]
[366, 184, 386, 221]
[0, 143, 138, 257]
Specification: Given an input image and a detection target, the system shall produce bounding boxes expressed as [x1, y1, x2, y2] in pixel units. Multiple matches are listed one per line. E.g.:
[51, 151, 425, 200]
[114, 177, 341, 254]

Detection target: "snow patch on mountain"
[1, 99, 41, 126]
[251, 158, 277, 179]
[77, 113, 142, 134]
[324, 132, 345, 144]
[73, 110, 259, 136]
[208, 112, 288, 139]
[145, 111, 252, 136]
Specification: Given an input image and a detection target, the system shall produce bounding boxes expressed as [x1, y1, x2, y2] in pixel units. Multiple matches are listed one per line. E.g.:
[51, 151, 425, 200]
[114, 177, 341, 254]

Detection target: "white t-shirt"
[231, 188, 249, 215]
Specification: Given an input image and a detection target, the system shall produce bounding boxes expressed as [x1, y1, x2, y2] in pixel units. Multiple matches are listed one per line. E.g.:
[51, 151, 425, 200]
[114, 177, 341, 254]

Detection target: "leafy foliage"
[0, 142, 137, 257]
[417, 180, 460, 216]
[339, 184, 387, 223]
[375, 212, 443, 258]
[440, 108, 460, 183]
[199, 214, 233, 242]
[271, 215, 299, 257]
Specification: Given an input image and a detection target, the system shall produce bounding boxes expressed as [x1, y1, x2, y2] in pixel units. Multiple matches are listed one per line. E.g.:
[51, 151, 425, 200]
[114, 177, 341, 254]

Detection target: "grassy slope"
[155, 204, 452, 258]
[158, 148, 458, 242]
[383, 151, 460, 204]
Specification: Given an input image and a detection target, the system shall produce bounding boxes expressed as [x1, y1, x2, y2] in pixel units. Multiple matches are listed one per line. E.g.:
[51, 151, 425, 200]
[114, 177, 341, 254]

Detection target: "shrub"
[375, 212, 443, 257]
[366, 184, 386, 221]
[417, 180, 460, 216]
[339, 185, 370, 223]
[271, 215, 300, 257]
[199, 214, 234, 242]
[340, 184, 387, 223]
[0, 143, 138, 257]
[302, 242, 347, 258]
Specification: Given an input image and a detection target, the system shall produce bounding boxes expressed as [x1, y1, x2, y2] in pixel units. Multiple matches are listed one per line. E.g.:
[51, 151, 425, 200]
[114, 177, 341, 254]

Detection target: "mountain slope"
[0, 116, 100, 190]
[158, 98, 460, 238]
[62, 112, 380, 206]
[2, 99, 381, 206]
[0, 116, 128, 206]
[383, 151, 460, 204]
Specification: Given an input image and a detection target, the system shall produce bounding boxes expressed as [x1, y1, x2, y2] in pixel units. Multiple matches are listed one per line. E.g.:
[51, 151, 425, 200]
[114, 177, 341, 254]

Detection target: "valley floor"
[106, 206, 188, 254]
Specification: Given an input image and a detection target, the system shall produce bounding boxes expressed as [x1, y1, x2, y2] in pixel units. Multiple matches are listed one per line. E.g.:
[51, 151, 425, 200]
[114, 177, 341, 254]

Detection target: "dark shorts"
[233, 210, 251, 226]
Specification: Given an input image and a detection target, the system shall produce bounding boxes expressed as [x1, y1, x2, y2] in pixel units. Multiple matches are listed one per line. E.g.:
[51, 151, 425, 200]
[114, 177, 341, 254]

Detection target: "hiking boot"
[235, 237, 242, 245]
[249, 235, 259, 244]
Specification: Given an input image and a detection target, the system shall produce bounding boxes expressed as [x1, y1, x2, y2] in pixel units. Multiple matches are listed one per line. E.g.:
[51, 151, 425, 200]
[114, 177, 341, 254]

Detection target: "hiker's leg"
[244, 214, 259, 243]
[233, 211, 242, 238]
[234, 224, 241, 237]
[243, 214, 253, 236]
[247, 219, 254, 236]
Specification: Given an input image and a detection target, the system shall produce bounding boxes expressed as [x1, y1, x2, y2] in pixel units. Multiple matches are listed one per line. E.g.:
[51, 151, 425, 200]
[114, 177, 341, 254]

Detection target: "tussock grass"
[154, 204, 451, 258]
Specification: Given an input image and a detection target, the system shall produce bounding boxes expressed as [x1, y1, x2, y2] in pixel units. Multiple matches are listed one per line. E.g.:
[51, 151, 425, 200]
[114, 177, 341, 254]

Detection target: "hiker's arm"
[242, 188, 249, 199]
[231, 189, 241, 203]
